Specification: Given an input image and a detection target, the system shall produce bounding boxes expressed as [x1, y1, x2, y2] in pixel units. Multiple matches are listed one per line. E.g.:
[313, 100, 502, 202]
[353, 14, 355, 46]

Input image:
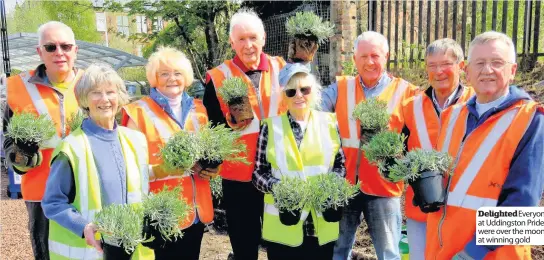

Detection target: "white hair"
[468, 31, 516, 64]
[426, 38, 464, 63]
[37, 21, 76, 45]
[283, 72, 322, 110]
[229, 8, 265, 39]
[353, 31, 389, 54]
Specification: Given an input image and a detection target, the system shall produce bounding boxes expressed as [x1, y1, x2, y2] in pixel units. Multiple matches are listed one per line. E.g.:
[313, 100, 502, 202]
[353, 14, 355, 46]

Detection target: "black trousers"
[153, 222, 205, 260]
[267, 236, 335, 260]
[25, 201, 49, 260]
[222, 179, 264, 260]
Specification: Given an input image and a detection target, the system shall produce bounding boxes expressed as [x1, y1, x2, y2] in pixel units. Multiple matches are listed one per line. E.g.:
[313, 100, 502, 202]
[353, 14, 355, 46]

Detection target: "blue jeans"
[333, 191, 402, 260]
[406, 218, 427, 260]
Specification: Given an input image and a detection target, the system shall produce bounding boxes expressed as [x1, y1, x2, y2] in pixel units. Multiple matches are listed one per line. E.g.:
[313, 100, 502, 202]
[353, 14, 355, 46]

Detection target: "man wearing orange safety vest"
[426, 31, 544, 260]
[3, 21, 82, 260]
[203, 9, 286, 260]
[321, 31, 419, 260]
[390, 38, 474, 260]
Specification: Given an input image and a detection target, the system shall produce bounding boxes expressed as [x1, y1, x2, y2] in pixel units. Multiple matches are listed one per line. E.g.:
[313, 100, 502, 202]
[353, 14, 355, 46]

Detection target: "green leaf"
[285, 12, 335, 44]
[95, 203, 147, 254]
[6, 112, 56, 145]
[361, 130, 406, 173]
[271, 176, 309, 212]
[352, 98, 390, 132]
[388, 149, 453, 182]
[160, 131, 201, 172]
[198, 123, 249, 165]
[216, 77, 248, 104]
[306, 174, 358, 213]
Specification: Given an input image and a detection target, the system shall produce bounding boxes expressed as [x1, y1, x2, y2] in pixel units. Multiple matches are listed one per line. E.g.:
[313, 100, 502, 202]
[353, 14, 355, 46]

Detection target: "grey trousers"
[25, 201, 49, 260]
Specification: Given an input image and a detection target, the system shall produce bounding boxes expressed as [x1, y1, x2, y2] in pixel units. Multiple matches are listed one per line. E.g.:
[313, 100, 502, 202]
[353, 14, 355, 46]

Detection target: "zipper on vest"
[438, 130, 472, 247]
[190, 175, 199, 223]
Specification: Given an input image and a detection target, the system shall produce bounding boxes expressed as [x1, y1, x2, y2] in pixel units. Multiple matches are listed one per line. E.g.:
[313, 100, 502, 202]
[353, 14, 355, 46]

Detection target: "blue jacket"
[149, 87, 195, 129]
[462, 86, 544, 259]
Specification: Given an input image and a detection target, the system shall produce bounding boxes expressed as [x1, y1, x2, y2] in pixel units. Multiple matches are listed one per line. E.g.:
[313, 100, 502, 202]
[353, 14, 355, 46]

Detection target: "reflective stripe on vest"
[49, 127, 148, 259]
[135, 99, 174, 140]
[440, 105, 463, 153]
[444, 108, 519, 210]
[19, 73, 62, 148]
[269, 113, 334, 179]
[340, 77, 409, 149]
[413, 95, 433, 150]
[49, 240, 102, 259]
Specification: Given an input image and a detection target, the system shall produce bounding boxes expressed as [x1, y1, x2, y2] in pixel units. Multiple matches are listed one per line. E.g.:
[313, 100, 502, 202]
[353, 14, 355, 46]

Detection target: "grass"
[388, 149, 453, 183]
[142, 185, 192, 242]
[271, 176, 308, 213]
[198, 123, 249, 165]
[5, 112, 56, 145]
[94, 204, 148, 254]
[285, 11, 335, 44]
[307, 174, 359, 212]
[217, 77, 248, 104]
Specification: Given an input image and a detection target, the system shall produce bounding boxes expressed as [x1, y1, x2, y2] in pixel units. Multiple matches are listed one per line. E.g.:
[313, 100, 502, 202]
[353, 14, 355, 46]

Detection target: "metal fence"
[366, 0, 543, 70]
[262, 2, 332, 85]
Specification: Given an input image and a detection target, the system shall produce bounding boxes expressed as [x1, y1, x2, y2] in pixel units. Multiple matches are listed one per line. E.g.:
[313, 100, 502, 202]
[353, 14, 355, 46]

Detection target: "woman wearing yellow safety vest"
[252, 63, 347, 260]
[121, 47, 216, 260]
[42, 63, 155, 259]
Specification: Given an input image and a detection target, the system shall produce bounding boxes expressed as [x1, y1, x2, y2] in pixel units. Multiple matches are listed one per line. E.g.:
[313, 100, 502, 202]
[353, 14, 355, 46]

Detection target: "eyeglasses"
[285, 87, 311, 98]
[469, 59, 513, 70]
[426, 62, 455, 71]
[42, 44, 74, 53]
[159, 71, 184, 79]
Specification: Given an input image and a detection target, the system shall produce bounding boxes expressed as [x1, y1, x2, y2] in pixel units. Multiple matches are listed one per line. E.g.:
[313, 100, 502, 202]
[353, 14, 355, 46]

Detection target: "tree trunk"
[203, 10, 219, 70]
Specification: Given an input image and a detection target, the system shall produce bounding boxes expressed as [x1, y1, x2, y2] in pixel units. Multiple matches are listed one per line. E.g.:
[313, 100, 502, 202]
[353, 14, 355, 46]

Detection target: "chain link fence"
[262, 1, 332, 85]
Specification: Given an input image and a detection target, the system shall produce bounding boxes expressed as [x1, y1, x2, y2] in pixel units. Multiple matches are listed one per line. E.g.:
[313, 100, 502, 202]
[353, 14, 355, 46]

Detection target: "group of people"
[3, 7, 543, 260]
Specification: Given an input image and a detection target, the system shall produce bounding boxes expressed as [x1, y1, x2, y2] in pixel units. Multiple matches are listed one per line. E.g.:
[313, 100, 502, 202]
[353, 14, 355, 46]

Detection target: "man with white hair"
[4, 21, 82, 259]
[203, 8, 286, 260]
[320, 31, 419, 260]
[389, 38, 474, 260]
[426, 31, 544, 260]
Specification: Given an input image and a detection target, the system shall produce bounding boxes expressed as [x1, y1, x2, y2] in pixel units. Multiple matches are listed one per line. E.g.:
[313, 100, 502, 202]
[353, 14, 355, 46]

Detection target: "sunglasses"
[285, 87, 311, 98]
[42, 44, 74, 53]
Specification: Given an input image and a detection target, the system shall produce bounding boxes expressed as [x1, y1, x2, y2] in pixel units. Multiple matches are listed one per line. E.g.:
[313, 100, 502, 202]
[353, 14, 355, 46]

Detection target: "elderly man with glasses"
[425, 31, 544, 260]
[4, 21, 82, 260]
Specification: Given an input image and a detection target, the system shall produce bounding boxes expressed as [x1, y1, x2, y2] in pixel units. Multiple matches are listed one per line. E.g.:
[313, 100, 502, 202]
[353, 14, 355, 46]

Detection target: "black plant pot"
[15, 140, 40, 155]
[101, 239, 133, 260]
[379, 157, 399, 181]
[198, 159, 223, 170]
[141, 216, 167, 250]
[360, 127, 381, 144]
[322, 206, 343, 222]
[409, 170, 446, 213]
[279, 209, 301, 226]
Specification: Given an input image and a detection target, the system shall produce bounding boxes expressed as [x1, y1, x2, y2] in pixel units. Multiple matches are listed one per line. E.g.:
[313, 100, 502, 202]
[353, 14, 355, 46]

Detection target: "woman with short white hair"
[42, 63, 154, 259]
[121, 46, 215, 259]
[252, 63, 346, 259]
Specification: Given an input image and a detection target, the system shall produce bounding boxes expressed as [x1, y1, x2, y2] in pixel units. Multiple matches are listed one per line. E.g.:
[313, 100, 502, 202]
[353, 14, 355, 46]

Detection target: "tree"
[7, 0, 101, 43]
[105, 0, 240, 81]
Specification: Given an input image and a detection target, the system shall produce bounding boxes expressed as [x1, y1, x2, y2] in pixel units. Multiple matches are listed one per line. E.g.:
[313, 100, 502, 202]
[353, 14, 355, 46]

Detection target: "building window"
[96, 12, 106, 32]
[117, 15, 129, 36]
[135, 15, 147, 34]
[153, 17, 164, 32]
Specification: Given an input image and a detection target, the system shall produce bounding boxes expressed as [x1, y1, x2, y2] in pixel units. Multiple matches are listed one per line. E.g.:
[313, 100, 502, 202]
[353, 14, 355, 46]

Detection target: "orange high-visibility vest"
[122, 96, 213, 229]
[6, 70, 82, 201]
[207, 55, 286, 182]
[400, 86, 474, 222]
[425, 100, 537, 260]
[335, 75, 418, 197]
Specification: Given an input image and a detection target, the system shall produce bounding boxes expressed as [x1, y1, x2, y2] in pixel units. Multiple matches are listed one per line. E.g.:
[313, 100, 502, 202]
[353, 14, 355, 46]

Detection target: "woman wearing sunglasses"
[252, 63, 346, 259]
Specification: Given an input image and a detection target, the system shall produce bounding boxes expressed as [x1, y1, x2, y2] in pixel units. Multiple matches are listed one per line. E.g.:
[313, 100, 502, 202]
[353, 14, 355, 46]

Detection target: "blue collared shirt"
[319, 72, 392, 112]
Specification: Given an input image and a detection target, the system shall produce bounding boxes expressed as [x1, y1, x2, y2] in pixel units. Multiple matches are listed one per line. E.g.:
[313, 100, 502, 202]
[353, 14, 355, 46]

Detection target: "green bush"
[160, 131, 202, 172]
[307, 174, 358, 213]
[362, 131, 406, 174]
[94, 204, 147, 254]
[6, 112, 56, 145]
[217, 77, 248, 104]
[142, 185, 192, 242]
[285, 11, 334, 44]
[272, 176, 308, 213]
[388, 149, 453, 183]
[210, 176, 222, 200]
[198, 123, 249, 165]
[352, 98, 390, 133]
